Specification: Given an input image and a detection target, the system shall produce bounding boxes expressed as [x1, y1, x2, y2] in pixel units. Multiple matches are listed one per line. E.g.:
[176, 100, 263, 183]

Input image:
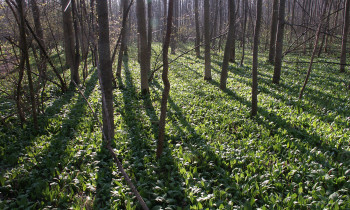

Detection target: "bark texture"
[340, 0, 350, 72]
[136, 0, 150, 94]
[204, 0, 211, 80]
[157, 0, 173, 159]
[220, 0, 235, 90]
[272, 0, 286, 84]
[252, 0, 262, 116]
[97, 0, 114, 141]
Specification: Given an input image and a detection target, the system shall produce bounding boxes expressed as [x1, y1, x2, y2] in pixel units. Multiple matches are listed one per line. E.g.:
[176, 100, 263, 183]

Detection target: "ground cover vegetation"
[0, 0, 350, 209]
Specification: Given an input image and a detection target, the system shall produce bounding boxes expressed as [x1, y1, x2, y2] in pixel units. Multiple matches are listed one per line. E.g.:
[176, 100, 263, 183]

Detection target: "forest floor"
[0, 47, 350, 209]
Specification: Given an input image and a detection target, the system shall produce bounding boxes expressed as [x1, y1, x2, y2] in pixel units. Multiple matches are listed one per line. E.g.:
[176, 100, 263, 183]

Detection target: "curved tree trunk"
[156, 0, 173, 159]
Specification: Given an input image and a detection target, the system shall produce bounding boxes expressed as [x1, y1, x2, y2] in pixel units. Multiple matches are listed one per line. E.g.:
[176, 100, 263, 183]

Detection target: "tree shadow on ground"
[208, 57, 349, 122]
[207, 78, 349, 168]
[110, 57, 188, 208]
[2, 70, 99, 208]
[0, 71, 84, 172]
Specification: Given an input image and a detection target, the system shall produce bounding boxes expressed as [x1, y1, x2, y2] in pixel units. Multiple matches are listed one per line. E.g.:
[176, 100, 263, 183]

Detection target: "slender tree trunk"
[251, 0, 262, 117]
[30, 0, 46, 113]
[163, 0, 167, 41]
[97, 0, 114, 141]
[229, 1, 236, 63]
[204, 0, 211, 80]
[30, 0, 46, 81]
[299, 0, 329, 100]
[72, 0, 81, 85]
[17, 0, 38, 129]
[156, 0, 173, 159]
[268, 0, 279, 64]
[61, 0, 78, 85]
[272, 0, 286, 84]
[148, 0, 152, 53]
[240, 0, 248, 65]
[194, 0, 200, 57]
[136, 0, 150, 94]
[170, 0, 178, 54]
[340, 0, 350, 72]
[116, 0, 130, 78]
[220, 0, 235, 90]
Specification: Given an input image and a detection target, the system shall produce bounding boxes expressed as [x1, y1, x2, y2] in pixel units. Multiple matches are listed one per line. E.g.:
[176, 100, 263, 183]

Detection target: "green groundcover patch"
[1, 47, 350, 209]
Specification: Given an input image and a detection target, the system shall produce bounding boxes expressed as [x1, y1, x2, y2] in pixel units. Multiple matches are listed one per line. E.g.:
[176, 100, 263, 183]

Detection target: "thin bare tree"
[156, 0, 174, 159]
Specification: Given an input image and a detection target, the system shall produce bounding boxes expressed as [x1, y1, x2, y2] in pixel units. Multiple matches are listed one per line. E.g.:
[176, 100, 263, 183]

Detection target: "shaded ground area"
[0, 49, 349, 209]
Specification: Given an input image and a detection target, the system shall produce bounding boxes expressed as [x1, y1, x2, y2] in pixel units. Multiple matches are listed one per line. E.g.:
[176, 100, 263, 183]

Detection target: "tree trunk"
[61, 0, 79, 85]
[204, 0, 211, 80]
[156, 0, 173, 159]
[220, 0, 235, 90]
[272, 0, 286, 84]
[268, 0, 279, 64]
[240, 0, 248, 65]
[136, 0, 150, 94]
[170, 0, 178, 54]
[17, 0, 38, 129]
[30, 0, 46, 81]
[71, 0, 81, 85]
[148, 0, 153, 53]
[194, 0, 200, 57]
[340, 0, 350, 72]
[116, 0, 130, 78]
[299, 0, 329, 100]
[251, 0, 262, 117]
[97, 0, 114, 141]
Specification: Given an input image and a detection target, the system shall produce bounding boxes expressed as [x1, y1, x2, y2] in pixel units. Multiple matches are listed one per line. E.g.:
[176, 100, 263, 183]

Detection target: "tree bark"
[240, 0, 248, 65]
[194, 0, 200, 57]
[71, 0, 81, 85]
[148, 0, 152, 53]
[251, 0, 262, 117]
[97, 0, 114, 141]
[17, 0, 38, 129]
[204, 0, 211, 80]
[116, 0, 130, 78]
[340, 0, 350, 72]
[156, 0, 173, 159]
[220, 0, 235, 90]
[136, 0, 150, 94]
[170, 0, 178, 54]
[272, 0, 286, 84]
[268, 0, 279, 64]
[30, 0, 46, 81]
[61, 0, 79, 85]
